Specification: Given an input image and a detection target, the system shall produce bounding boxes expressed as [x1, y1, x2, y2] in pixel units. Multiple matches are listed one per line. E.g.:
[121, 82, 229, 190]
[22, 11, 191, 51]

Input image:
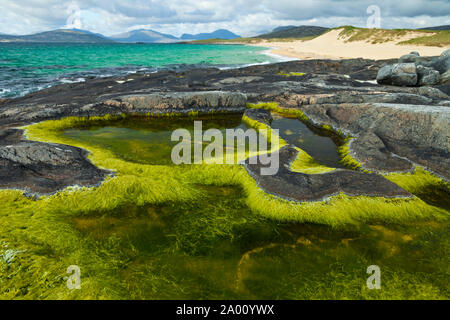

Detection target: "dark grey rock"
[441, 70, 450, 85]
[0, 130, 109, 195]
[417, 65, 441, 86]
[430, 52, 450, 74]
[244, 108, 272, 125]
[245, 145, 411, 202]
[416, 86, 449, 100]
[399, 54, 420, 63]
[441, 49, 450, 59]
[399, 53, 433, 66]
[377, 63, 417, 86]
[349, 132, 413, 172]
[118, 91, 247, 114]
[376, 65, 394, 84]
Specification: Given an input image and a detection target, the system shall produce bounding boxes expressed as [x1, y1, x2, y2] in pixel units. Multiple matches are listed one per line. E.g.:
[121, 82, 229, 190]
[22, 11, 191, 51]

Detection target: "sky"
[0, 0, 449, 37]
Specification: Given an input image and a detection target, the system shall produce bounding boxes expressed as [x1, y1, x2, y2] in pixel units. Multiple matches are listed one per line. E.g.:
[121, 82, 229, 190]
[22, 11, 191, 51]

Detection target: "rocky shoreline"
[0, 55, 449, 199]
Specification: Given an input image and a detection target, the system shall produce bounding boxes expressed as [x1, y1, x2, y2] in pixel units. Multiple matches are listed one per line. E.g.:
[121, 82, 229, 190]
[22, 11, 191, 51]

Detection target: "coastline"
[249, 29, 449, 61]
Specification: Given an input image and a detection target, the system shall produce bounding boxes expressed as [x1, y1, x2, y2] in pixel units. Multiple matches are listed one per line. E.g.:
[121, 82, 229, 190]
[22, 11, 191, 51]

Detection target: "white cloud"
[0, 0, 448, 36]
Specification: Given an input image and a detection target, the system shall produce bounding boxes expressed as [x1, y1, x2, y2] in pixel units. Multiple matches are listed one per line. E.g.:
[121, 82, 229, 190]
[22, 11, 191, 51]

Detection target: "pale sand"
[252, 29, 449, 61]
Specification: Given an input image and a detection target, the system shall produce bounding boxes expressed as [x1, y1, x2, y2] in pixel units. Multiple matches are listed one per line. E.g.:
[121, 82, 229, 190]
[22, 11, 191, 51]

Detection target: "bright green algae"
[1, 186, 448, 299]
[0, 113, 449, 299]
[62, 114, 249, 165]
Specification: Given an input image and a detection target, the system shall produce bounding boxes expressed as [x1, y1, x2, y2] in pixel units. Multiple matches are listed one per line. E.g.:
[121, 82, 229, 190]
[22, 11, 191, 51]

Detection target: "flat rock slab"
[0, 129, 109, 195]
[118, 91, 247, 113]
[245, 146, 411, 202]
[0, 91, 247, 127]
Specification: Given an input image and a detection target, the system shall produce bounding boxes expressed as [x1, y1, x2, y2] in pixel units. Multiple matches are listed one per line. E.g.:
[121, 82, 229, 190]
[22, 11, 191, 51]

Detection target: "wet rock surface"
[282, 101, 449, 178]
[245, 146, 412, 202]
[243, 108, 272, 125]
[0, 129, 109, 195]
[0, 57, 449, 197]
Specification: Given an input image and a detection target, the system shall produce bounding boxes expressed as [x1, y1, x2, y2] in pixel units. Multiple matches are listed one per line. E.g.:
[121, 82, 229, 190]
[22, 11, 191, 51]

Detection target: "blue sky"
[1, 0, 449, 36]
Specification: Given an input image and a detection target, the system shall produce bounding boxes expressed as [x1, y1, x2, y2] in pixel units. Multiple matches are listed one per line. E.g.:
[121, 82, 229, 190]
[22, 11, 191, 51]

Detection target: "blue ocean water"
[0, 43, 278, 98]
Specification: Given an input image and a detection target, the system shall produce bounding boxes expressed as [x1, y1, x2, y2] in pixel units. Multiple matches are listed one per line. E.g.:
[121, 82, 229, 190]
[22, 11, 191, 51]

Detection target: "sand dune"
[254, 28, 449, 60]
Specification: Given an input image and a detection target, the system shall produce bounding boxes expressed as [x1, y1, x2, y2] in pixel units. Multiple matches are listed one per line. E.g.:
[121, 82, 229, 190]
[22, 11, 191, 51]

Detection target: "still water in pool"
[56, 114, 449, 299]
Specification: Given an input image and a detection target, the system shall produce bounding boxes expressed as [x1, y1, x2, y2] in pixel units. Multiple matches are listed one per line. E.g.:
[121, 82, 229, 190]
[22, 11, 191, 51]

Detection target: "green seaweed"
[0, 112, 448, 300]
[278, 72, 306, 77]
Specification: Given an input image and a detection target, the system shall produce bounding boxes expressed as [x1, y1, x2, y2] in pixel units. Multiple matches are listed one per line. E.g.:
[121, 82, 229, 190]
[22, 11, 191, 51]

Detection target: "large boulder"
[440, 70, 450, 85]
[399, 52, 421, 63]
[430, 49, 450, 74]
[441, 49, 450, 59]
[399, 52, 433, 66]
[417, 65, 441, 86]
[377, 63, 418, 86]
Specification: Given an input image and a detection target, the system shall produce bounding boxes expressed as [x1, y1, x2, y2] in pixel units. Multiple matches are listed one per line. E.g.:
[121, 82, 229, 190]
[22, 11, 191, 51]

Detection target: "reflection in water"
[270, 113, 343, 168]
[64, 115, 248, 165]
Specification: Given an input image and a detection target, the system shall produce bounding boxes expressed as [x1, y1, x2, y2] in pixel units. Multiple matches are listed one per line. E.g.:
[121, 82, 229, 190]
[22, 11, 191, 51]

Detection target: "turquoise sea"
[0, 43, 279, 98]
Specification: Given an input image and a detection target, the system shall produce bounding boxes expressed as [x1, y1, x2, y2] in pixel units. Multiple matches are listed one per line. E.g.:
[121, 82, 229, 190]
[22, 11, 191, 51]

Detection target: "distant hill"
[181, 29, 240, 41]
[256, 25, 329, 39]
[69, 28, 110, 39]
[109, 29, 178, 43]
[0, 29, 114, 43]
[420, 25, 450, 31]
[271, 26, 296, 33]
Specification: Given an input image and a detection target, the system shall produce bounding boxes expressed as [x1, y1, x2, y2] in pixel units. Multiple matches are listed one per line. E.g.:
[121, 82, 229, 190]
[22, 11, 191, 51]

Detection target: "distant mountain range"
[181, 29, 240, 41]
[109, 29, 179, 43]
[0, 29, 114, 43]
[420, 25, 450, 30]
[256, 25, 329, 39]
[0, 28, 241, 43]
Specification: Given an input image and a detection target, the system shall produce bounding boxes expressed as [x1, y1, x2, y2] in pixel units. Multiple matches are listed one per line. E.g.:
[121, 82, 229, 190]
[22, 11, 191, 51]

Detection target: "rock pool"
[0, 112, 448, 299]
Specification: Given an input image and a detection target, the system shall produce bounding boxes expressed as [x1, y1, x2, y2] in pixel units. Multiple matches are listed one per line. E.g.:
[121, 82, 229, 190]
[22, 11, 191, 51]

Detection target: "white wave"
[262, 49, 299, 62]
[60, 77, 86, 84]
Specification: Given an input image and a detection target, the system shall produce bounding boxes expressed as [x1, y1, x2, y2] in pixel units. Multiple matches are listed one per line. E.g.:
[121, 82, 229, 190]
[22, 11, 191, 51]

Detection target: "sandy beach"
[252, 29, 449, 60]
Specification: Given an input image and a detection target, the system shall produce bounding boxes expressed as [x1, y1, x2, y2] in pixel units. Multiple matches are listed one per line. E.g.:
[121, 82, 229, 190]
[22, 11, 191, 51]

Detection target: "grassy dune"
[189, 26, 450, 47]
[337, 26, 450, 47]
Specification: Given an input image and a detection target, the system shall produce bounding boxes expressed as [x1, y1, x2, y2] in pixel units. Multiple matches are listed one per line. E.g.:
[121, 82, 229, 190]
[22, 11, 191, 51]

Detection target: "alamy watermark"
[66, 2, 82, 29]
[367, 265, 381, 290]
[66, 265, 81, 290]
[367, 5, 381, 28]
[171, 121, 280, 175]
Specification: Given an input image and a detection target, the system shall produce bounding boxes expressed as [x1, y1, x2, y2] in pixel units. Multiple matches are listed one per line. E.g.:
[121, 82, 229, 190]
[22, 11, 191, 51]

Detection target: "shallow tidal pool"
[1, 113, 449, 299]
